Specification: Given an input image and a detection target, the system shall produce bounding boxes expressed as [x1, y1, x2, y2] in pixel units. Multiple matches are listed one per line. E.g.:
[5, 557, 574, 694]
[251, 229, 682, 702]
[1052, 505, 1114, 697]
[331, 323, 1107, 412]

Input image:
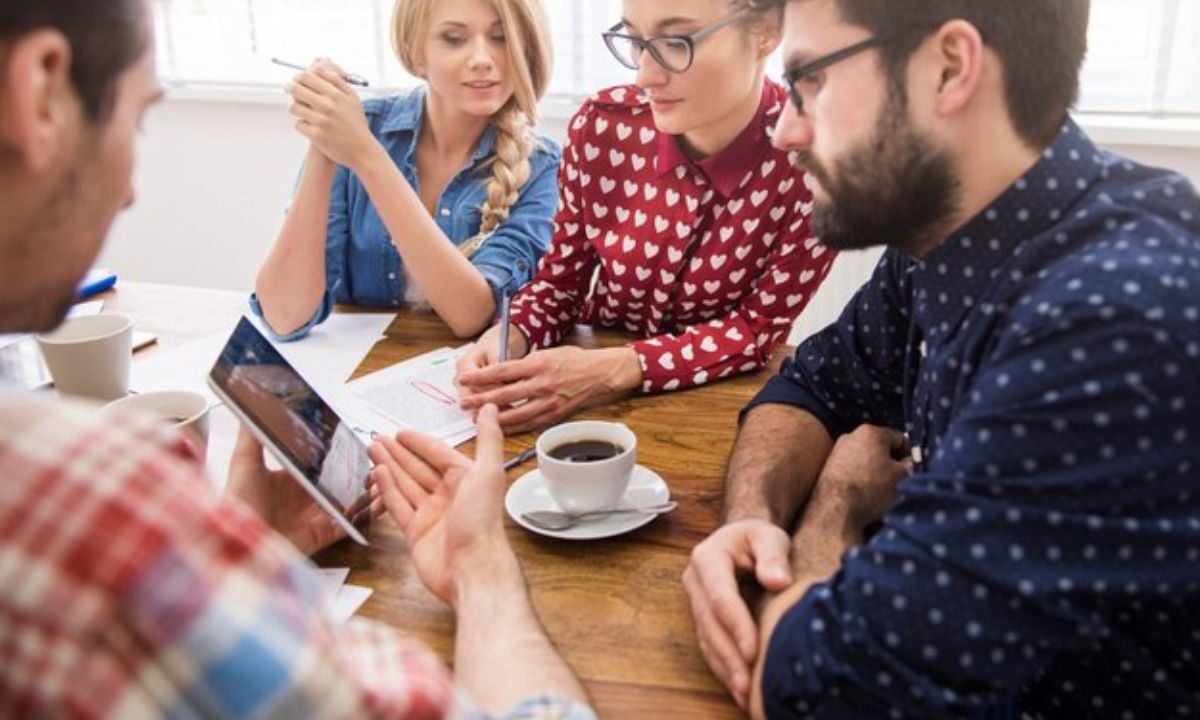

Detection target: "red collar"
[656, 81, 774, 198]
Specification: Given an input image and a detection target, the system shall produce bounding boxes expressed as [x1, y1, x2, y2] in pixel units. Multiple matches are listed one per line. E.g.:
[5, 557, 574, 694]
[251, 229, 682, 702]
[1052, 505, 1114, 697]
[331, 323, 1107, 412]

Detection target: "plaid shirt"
[0, 395, 593, 720]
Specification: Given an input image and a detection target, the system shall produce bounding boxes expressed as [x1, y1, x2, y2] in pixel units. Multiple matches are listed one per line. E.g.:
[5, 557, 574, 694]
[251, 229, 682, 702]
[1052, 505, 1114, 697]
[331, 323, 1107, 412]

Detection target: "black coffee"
[548, 440, 624, 463]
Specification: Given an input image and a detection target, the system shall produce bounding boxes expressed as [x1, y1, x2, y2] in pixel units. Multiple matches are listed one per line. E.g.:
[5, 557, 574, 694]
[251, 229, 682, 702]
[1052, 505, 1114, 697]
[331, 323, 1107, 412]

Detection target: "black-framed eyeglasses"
[782, 26, 943, 114]
[602, 11, 745, 74]
[782, 36, 893, 115]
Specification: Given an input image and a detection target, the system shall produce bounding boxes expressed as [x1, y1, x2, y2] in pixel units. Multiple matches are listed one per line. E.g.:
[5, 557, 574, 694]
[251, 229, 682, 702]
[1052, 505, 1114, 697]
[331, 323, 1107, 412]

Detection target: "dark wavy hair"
[0, 0, 148, 121]
[768, 0, 1090, 147]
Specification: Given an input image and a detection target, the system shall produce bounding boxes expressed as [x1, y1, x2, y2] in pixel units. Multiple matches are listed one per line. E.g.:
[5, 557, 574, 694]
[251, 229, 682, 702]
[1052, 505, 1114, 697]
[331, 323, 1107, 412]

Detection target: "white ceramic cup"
[536, 421, 637, 514]
[102, 390, 212, 461]
[36, 313, 133, 401]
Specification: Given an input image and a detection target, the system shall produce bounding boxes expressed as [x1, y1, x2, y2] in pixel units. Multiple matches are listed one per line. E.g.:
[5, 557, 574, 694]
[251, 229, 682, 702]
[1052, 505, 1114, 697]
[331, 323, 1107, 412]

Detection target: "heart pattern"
[507, 82, 836, 395]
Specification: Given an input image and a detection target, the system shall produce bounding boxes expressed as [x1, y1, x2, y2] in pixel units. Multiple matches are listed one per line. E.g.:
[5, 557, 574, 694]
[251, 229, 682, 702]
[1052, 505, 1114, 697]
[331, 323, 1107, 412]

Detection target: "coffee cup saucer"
[505, 464, 670, 540]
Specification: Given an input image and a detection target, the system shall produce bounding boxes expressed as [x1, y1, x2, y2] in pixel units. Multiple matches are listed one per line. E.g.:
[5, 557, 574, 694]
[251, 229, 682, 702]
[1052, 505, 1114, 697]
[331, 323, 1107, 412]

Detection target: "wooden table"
[108, 282, 788, 719]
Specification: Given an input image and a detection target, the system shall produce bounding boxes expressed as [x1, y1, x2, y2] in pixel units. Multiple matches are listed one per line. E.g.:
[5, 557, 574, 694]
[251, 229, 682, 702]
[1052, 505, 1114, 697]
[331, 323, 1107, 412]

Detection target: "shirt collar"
[379, 86, 498, 166]
[656, 80, 775, 198]
[910, 117, 1108, 345]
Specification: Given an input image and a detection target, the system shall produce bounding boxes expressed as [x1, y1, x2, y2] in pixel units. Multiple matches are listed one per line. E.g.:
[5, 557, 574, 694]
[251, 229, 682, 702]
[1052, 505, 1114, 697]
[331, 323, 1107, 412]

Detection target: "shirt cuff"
[462, 694, 598, 720]
[247, 291, 333, 343]
[476, 265, 518, 321]
[761, 596, 824, 719]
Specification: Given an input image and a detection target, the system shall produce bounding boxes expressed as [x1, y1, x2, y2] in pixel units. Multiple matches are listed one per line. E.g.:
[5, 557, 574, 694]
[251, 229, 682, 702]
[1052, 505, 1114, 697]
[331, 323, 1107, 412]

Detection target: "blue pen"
[498, 287, 514, 363]
[271, 57, 369, 87]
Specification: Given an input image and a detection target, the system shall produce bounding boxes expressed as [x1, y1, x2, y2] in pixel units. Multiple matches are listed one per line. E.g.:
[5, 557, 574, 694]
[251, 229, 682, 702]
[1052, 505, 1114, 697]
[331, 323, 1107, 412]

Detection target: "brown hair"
[772, 0, 1090, 148]
[392, 0, 553, 257]
[0, 0, 148, 121]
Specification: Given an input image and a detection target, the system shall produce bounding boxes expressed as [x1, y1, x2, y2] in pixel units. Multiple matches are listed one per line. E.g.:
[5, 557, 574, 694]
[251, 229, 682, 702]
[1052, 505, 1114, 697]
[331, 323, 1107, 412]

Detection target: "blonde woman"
[254, 0, 557, 340]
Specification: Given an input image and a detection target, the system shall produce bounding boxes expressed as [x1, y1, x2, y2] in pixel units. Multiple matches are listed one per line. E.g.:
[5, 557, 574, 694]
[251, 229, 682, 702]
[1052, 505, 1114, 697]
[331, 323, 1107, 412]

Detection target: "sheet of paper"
[246, 312, 394, 389]
[314, 567, 352, 610]
[327, 584, 373, 624]
[344, 346, 476, 445]
[131, 329, 230, 403]
[131, 311, 396, 405]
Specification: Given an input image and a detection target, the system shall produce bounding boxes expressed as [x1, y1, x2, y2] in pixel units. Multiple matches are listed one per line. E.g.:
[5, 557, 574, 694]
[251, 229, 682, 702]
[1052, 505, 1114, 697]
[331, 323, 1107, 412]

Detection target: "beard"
[0, 155, 96, 334]
[797, 86, 961, 254]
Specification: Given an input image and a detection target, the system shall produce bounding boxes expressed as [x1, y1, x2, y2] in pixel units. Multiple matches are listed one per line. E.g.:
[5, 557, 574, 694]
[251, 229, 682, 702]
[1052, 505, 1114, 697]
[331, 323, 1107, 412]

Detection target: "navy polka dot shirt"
[750, 120, 1200, 718]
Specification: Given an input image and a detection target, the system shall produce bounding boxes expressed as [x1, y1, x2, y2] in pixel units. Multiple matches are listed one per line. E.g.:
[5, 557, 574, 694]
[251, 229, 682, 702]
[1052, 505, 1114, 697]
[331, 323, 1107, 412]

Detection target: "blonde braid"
[459, 103, 535, 258]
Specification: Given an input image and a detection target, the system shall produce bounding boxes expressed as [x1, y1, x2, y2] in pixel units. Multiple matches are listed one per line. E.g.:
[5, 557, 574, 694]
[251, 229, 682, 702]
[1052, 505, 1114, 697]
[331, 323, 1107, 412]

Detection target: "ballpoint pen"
[271, 57, 370, 87]
[498, 287, 514, 363]
[503, 447, 537, 471]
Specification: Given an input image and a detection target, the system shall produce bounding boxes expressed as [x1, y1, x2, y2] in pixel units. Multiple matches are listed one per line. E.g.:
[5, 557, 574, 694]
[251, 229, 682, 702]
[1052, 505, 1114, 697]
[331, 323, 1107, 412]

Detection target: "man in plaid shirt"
[0, 1, 594, 718]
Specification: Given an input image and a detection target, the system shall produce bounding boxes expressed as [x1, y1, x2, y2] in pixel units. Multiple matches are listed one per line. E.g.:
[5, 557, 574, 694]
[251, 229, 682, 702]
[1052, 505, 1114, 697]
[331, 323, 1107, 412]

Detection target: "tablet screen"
[210, 317, 370, 514]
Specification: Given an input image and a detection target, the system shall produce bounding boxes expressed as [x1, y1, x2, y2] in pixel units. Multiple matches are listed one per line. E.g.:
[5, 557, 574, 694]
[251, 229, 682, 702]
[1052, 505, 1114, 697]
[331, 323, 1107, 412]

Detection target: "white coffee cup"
[36, 313, 133, 401]
[102, 390, 212, 461]
[537, 421, 637, 514]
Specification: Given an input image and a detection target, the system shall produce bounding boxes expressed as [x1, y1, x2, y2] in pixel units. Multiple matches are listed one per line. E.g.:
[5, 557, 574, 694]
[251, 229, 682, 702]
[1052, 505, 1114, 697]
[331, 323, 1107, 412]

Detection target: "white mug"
[102, 390, 212, 461]
[537, 421, 637, 514]
[36, 313, 133, 401]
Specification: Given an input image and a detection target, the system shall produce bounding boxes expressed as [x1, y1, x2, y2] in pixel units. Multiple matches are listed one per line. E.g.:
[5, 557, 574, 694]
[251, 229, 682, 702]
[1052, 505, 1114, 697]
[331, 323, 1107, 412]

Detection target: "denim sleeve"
[469, 145, 561, 317]
[248, 164, 351, 343]
[741, 250, 912, 436]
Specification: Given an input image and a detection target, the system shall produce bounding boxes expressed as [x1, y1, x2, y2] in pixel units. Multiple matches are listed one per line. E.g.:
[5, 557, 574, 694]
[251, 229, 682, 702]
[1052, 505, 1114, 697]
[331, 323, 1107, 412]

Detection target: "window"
[157, 0, 1199, 117]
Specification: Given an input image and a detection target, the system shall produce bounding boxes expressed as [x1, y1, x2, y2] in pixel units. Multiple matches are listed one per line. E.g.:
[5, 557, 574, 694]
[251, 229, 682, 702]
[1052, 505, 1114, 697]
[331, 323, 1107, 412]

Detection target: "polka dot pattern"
[507, 83, 836, 394]
[757, 120, 1200, 718]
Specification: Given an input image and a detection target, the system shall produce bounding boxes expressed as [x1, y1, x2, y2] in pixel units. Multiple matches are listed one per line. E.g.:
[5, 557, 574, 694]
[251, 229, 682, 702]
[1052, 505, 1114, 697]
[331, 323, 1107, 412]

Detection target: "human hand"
[286, 58, 377, 171]
[456, 346, 642, 434]
[812, 424, 912, 534]
[682, 519, 793, 710]
[224, 427, 380, 556]
[454, 323, 530, 413]
[368, 404, 518, 606]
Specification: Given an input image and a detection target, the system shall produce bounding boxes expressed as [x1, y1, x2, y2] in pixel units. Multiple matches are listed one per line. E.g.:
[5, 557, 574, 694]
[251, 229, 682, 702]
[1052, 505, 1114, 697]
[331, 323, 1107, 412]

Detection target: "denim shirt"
[251, 87, 561, 341]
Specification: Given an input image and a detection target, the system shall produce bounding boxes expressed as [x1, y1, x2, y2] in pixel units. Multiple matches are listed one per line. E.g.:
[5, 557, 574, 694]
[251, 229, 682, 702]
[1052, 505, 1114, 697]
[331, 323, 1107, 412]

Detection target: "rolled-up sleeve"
[248, 164, 351, 342]
[761, 305, 1200, 718]
[470, 144, 561, 316]
[742, 250, 912, 434]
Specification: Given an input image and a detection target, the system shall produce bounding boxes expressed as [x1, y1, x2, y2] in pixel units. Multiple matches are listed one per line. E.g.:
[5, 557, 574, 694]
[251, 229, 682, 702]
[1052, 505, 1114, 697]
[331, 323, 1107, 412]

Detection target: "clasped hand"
[285, 58, 377, 171]
[684, 424, 913, 710]
[454, 323, 641, 434]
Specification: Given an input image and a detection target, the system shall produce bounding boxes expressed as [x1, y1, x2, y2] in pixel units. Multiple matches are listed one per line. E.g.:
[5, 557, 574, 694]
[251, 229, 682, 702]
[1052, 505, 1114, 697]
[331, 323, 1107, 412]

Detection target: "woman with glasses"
[455, 0, 836, 433]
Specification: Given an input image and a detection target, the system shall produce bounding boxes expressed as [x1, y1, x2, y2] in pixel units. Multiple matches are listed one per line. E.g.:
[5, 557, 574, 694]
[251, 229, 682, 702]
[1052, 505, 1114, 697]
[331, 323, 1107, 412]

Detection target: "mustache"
[792, 151, 832, 188]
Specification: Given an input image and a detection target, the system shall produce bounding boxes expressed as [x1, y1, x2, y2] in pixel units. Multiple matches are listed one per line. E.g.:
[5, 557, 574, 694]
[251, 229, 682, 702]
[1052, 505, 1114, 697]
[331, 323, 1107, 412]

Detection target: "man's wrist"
[452, 544, 526, 610]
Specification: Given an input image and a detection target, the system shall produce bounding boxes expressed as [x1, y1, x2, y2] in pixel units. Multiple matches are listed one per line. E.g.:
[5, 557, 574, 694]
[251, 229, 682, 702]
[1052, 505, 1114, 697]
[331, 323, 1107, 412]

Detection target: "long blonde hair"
[392, 0, 553, 257]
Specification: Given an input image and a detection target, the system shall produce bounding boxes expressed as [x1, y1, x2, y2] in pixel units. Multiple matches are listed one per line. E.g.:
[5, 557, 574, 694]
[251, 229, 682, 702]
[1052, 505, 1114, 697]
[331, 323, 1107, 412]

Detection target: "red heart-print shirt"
[509, 81, 836, 393]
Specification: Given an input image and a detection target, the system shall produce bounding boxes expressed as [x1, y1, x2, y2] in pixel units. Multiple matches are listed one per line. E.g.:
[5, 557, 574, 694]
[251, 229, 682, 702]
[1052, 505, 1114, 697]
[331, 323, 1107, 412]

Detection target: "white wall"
[102, 96, 1200, 344]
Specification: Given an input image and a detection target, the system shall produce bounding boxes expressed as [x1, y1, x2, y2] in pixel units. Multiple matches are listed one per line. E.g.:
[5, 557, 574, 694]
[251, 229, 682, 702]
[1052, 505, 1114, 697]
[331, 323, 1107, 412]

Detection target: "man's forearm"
[453, 551, 590, 713]
[723, 404, 834, 527]
[749, 495, 862, 719]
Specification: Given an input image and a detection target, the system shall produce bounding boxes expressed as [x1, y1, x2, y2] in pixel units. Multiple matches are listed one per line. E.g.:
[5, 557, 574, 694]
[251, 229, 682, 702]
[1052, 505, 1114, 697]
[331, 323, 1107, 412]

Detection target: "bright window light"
[155, 0, 1200, 117]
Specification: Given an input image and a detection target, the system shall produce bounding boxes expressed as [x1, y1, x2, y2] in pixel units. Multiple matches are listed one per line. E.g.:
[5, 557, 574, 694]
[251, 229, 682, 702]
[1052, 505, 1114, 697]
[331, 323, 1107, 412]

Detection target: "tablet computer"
[208, 316, 372, 545]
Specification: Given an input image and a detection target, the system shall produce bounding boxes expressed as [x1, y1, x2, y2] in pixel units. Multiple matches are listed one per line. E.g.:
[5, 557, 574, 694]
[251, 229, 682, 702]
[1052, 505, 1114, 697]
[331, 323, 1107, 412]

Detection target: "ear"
[926, 19, 986, 118]
[0, 30, 79, 172]
[754, 25, 782, 61]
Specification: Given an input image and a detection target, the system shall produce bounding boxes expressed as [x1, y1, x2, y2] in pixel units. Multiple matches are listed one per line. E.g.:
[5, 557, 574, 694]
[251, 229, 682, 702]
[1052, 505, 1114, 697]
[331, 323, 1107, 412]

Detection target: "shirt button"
[912, 446, 924, 464]
[440, 208, 451, 217]
[388, 272, 396, 280]
[919, 340, 928, 358]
